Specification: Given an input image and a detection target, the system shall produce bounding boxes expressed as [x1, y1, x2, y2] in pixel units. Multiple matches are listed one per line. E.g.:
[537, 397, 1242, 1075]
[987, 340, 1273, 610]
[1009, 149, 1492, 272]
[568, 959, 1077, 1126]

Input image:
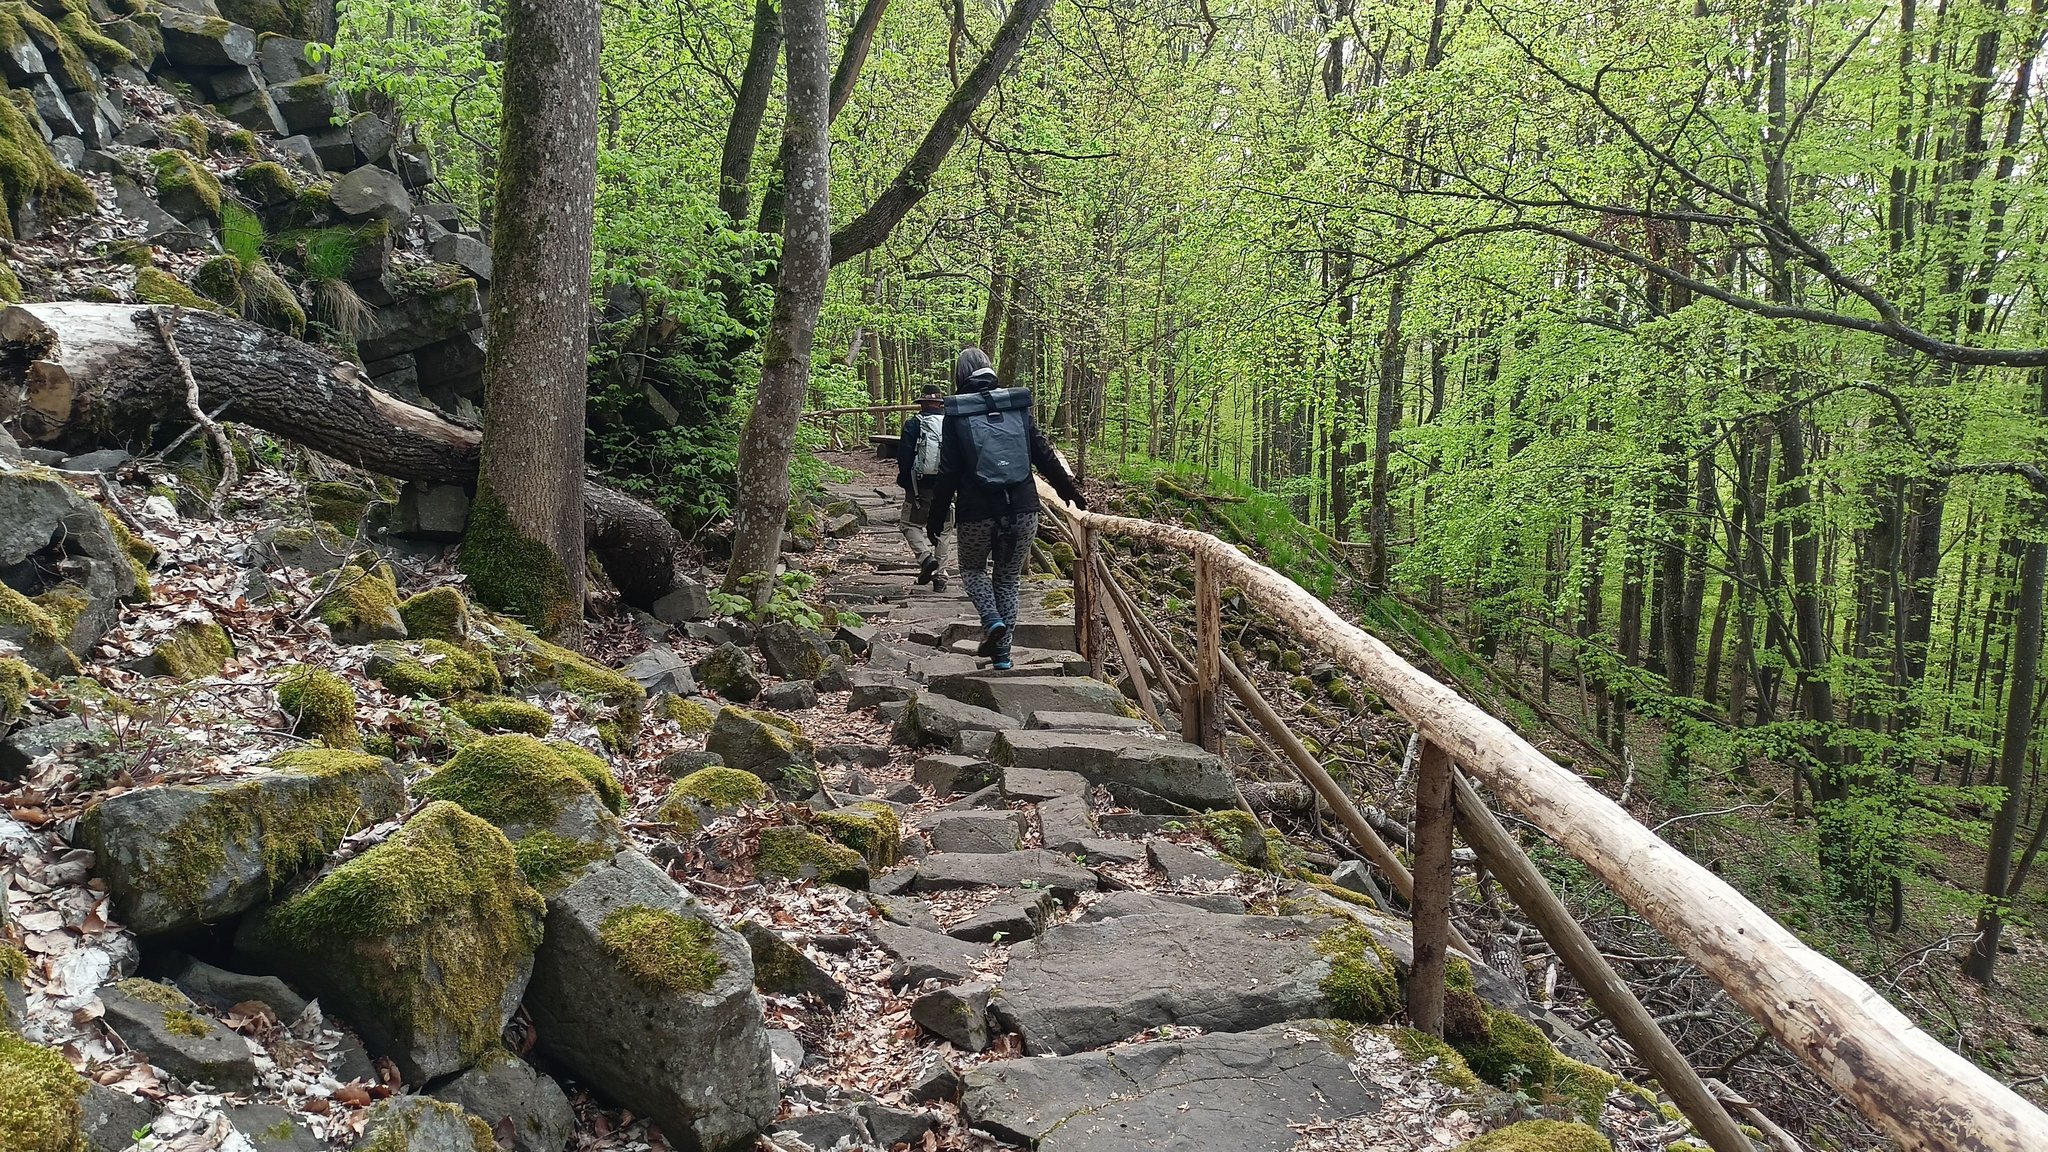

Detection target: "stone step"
[991, 729, 1237, 810]
[935, 619, 1075, 651]
[926, 672, 1130, 722]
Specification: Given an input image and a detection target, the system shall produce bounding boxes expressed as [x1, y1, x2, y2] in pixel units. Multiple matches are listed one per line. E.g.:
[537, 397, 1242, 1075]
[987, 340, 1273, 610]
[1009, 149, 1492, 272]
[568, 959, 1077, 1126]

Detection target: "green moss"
[814, 801, 901, 869]
[1310, 878, 1380, 909]
[0, 89, 93, 239]
[593, 718, 629, 754]
[511, 829, 611, 894]
[56, 4, 137, 69]
[1, 656, 42, 726]
[399, 587, 471, 641]
[415, 733, 598, 832]
[261, 802, 545, 1070]
[221, 129, 258, 154]
[102, 512, 155, 598]
[1453, 1121, 1611, 1152]
[277, 665, 359, 748]
[598, 906, 724, 994]
[0, 944, 26, 983]
[511, 626, 641, 714]
[0, 584, 64, 650]
[0, 1028, 87, 1152]
[243, 261, 305, 337]
[0, 254, 20, 302]
[658, 695, 715, 735]
[546, 741, 625, 813]
[148, 150, 223, 220]
[1201, 809, 1268, 865]
[306, 481, 372, 534]
[675, 767, 766, 808]
[449, 697, 551, 737]
[112, 978, 191, 1011]
[464, 1114, 493, 1152]
[1454, 1007, 1619, 1123]
[164, 113, 209, 155]
[1315, 923, 1401, 1023]
[103, 747, 395, 918]
[132, 267, 224, 312]
[32, 588, 89, 644]
[1288, 676, 1315, 696]
[367, 639, 500, 699]
[163, 1008, 213, 1038]
[1388, 1027, 1483, 1091]
[755, 825, 866, 887]
[152, 620, 233, 679]
[3, 4, 91, 90]
[460, 490, 575, 637]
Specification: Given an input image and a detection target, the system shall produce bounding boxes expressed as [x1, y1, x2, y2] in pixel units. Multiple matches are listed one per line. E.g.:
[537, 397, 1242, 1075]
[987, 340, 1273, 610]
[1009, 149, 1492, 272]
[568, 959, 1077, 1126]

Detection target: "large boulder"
[756, 620, 831, 681]
[962, 1023, 1378, 1152]
[1, 469, 142, 675]
[706, 707, 817, 797]
[98, 978, 258, 1091]
[525, 850, 778, 1151]
[993, 912, 1401, 1054]
[693, 642, 761, 702]
[992, 729, 1237, 810]
[413, 734, 627, 865]
[350, 1097, 493, 1152]
[158, 8, 257, 67]
[328, 165, 411, 228]
[358, 280, 482, 362]
[236, 802, 547, 1082]
[429, 1050, 574, 1152]
[268, 74, 347, 133]
[77, 749, 406, 936]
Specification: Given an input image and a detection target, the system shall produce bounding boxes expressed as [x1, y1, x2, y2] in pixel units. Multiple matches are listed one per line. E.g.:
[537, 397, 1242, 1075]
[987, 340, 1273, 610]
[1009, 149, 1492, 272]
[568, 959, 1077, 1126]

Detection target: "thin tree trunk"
[724, 0, 831, 605]
[717, 0, 781, 225]
[463, 0, 601, 643]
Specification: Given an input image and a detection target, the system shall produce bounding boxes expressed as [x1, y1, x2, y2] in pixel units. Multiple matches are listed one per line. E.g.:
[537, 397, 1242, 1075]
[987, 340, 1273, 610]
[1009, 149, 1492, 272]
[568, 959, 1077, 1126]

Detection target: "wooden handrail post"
[1186, 553, 1224, 754]
[1451, 770, 1753, 1152]
[1409, 740, 1455, 1036]
[1074, 522, 1102, 677]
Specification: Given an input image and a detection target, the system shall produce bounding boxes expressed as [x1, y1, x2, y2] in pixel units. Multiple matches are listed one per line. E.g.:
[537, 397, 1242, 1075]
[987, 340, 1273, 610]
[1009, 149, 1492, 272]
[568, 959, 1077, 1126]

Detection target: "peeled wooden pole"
[1408, 741, 1455, 1036]
[1453, 771, 1751, 1152]
[1037, 487, 2048, 1152]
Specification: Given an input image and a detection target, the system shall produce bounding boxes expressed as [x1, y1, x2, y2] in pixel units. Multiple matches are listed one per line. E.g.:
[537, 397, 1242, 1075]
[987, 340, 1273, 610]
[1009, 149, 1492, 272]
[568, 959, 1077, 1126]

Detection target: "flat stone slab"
[1037, 794, 1097, 852]
[993, 912, 1351, 1054]
[999, 764, 1089, 803]
[924, 810, 1026, 855]
[909, 850, 1097, 901]
[992, 730, 1236, 809]
[947, 890, 1054, 943]
[937, 619, 1075, 651]
[867, 921, 985, 987]
[1076, 891, 1249, 922]
[927, 674, 1130, 722]
[913, 754, 998, 796]
[1027, 711, 1151, 732]
[961, 1023, 1378, 1152]
[1147, 839, 1243, 885]
[892, 692, 1020, 748]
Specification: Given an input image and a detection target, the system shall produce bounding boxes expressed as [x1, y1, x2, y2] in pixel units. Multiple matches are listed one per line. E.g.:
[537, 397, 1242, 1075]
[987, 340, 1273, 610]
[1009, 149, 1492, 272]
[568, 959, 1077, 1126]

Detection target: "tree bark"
[828, 0, 1055, 265]
[718, 0, 783, 225]
[463, 0, 602, 643]
[724, 0, 831, 606]
[3, 304, 694, 611]
[827, 0, 892, 122]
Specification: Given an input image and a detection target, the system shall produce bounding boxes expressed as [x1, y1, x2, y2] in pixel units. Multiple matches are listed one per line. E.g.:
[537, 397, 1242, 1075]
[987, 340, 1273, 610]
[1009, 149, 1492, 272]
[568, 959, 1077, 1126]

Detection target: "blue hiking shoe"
[977, 620, 1011, 657]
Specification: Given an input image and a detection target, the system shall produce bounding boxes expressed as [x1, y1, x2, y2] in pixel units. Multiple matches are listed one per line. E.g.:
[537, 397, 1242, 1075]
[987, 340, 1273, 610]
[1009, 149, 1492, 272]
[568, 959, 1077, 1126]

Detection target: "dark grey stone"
[883, 781, 923, 805]
[706, 707, 816, 795]
[1026, 710, 1151, 732]
[81, 1084, 158, 1152]
[1, 717, 93, 780]
[164, 954, 309, 1019]
[257, 33, 318, 82]
[350, 1098, 490, 1152]
[760, 681, 818, 711]
[756, 620, 833, 681]
[269, 75, 347, 133]
[1038, 794, 1097, 852]
[847, 668, 918, 709]
[100, 980, 258, 1090]
[961, 1023, 1378, 1151]
[927, 673, 1130, 723]
[864, 920, 983, 988]
[0, 470, 142, 675]
[359, 279, 483, 362]
[953, 728, 1000, 757]
[694, 642, 762, 702]
[912, 754, 998, 796]
[912, 982, 993, 1052]
[1330, 860, 1391, 909]
[947, 890, 1053, 944]
[993, 729, 1237, 810]
[526, 850, 777, 1150]
[819, 743, 889, 769]
[273, 132, 324, 172]
[428, 1052, 574, 1152]
[892, 692, 1019, 749]
[328, 165, 411, 227]
[870, 893, 943, 933]
[159, 8, 255, 66]
[1147, 839, 1242, 886]
[861, 1103, 938, 1149]
[659, 750, 725, 777]
[1073, 890, 1249, 923]
[999, 764, 1090, 803]
[923, 810, 1025, 855]
[651, 579, 712, 623]
[621, 646, 696, 697]
[227, 1102, 323, 1152]
[834, 622, 877, 654]
[430, 232, 491, 281]
[77, 757, 406, 935]
[59, 448, 132, 473]
[389, 482, 469, 538]
[906, 1059, 961, 1104]
[349, 112, 395, 166]
[766, 1028, 805, 1071]
[738, 921, 845, 1008]
[910, 850, 1095, 900]
[772, 1110, 870, 1151]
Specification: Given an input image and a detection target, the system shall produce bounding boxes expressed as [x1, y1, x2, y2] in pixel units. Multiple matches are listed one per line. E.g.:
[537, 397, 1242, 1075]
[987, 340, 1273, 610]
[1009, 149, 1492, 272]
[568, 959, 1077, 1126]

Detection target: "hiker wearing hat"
[896, 383, 951, 592]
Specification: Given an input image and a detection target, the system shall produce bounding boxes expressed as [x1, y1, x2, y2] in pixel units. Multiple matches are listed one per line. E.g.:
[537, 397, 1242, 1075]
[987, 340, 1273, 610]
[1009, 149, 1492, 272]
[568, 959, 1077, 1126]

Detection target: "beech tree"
[459, 0, 604, 642]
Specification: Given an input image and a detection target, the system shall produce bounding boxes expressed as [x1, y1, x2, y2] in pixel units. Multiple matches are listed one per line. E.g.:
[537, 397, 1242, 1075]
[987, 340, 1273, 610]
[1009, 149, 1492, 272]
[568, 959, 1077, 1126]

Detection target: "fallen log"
[1, 303, 693, 609]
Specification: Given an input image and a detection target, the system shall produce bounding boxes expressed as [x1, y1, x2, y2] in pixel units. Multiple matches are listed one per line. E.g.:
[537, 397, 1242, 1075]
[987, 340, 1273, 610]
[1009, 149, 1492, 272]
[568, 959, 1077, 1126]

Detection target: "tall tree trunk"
[724, 0, 831, 606]
[718, 0, 782, 225]
[462, 0, 601, 643]
[827, 0, 893, 121]
[1368, 272, 1406, 587]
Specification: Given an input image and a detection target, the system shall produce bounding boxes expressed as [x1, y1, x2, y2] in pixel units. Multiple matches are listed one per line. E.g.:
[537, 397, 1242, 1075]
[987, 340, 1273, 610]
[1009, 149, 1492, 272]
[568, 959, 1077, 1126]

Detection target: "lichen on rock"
[276, 665, 359, 748]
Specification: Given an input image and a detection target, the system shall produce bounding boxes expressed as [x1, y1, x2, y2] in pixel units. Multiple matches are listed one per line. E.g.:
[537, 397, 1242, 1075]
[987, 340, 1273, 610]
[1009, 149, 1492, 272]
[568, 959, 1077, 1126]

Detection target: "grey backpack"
[945, 387, 1034, 487]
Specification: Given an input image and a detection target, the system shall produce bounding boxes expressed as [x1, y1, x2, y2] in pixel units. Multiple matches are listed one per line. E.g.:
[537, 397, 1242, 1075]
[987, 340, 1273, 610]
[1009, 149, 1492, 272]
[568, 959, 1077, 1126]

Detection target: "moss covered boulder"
[656, 766, 765, 835]
[77, 748, 406, 936]
[525, 849, 776, 1151]
[754, 826, 868, 889]
[349, 1095, 496, 1152]
[132, 619, 233, 679]
[236, 802, 546, 1083]
[317, 564, 406, 644]
[693, 642, 761, 703]
[414, 734, 624, 854]
[367, 639, 500, 699]
[1454, 1121, 1612, 1152]
[813, 802, 902, 870]
[755, 621, 831, 682]
[0, 471, 142, 675]
[276, 665, 360, 748]
[400, 587, 472, 642]
[0, 1028, 88, 1152]
[1453, 1005, 1619, 1123]
[706, 708, 817, 798]
[487, 618, 643, 724]
[448, 697, 551, 736]
[98, 978, 257, 1091]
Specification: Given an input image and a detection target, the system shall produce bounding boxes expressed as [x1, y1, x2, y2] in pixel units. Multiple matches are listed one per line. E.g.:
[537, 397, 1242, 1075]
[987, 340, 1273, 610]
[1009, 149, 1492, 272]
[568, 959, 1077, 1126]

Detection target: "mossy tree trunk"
[723, 0, 830, 607]
[463, 0, 603, 644]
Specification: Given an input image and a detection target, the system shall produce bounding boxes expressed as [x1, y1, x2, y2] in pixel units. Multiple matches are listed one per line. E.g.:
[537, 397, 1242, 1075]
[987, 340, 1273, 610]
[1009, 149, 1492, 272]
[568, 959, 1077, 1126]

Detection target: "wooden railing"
[801, 403, 917, 450]
[1035, 481, 2046, 1152]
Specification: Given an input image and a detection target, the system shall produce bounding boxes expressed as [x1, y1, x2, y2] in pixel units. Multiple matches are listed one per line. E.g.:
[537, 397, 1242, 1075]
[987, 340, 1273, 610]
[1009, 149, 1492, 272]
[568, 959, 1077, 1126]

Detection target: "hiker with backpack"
[924, 346, 1085, 670]
[896, 384, 951, 592]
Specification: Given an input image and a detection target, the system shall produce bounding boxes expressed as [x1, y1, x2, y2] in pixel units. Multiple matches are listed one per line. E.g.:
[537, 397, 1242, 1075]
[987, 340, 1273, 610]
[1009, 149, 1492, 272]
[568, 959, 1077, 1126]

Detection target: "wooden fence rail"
[1035, 481, 2047, 1152]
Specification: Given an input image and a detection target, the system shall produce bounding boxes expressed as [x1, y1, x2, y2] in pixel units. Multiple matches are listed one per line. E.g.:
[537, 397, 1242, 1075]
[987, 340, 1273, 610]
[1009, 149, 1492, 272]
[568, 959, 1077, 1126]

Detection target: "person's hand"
[927, 525, 944, 546]
[1070, 492, 1088, 512]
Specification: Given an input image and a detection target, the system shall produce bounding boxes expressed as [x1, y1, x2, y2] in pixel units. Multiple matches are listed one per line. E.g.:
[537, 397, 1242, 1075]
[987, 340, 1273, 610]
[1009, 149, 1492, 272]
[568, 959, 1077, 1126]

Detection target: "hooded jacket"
[925, 348, 1082, 531]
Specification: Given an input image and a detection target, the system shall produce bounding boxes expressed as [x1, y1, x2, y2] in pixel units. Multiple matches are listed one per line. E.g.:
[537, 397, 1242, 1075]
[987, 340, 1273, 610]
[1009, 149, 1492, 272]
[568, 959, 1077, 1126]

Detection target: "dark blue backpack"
[945, 387, 1034, 486]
